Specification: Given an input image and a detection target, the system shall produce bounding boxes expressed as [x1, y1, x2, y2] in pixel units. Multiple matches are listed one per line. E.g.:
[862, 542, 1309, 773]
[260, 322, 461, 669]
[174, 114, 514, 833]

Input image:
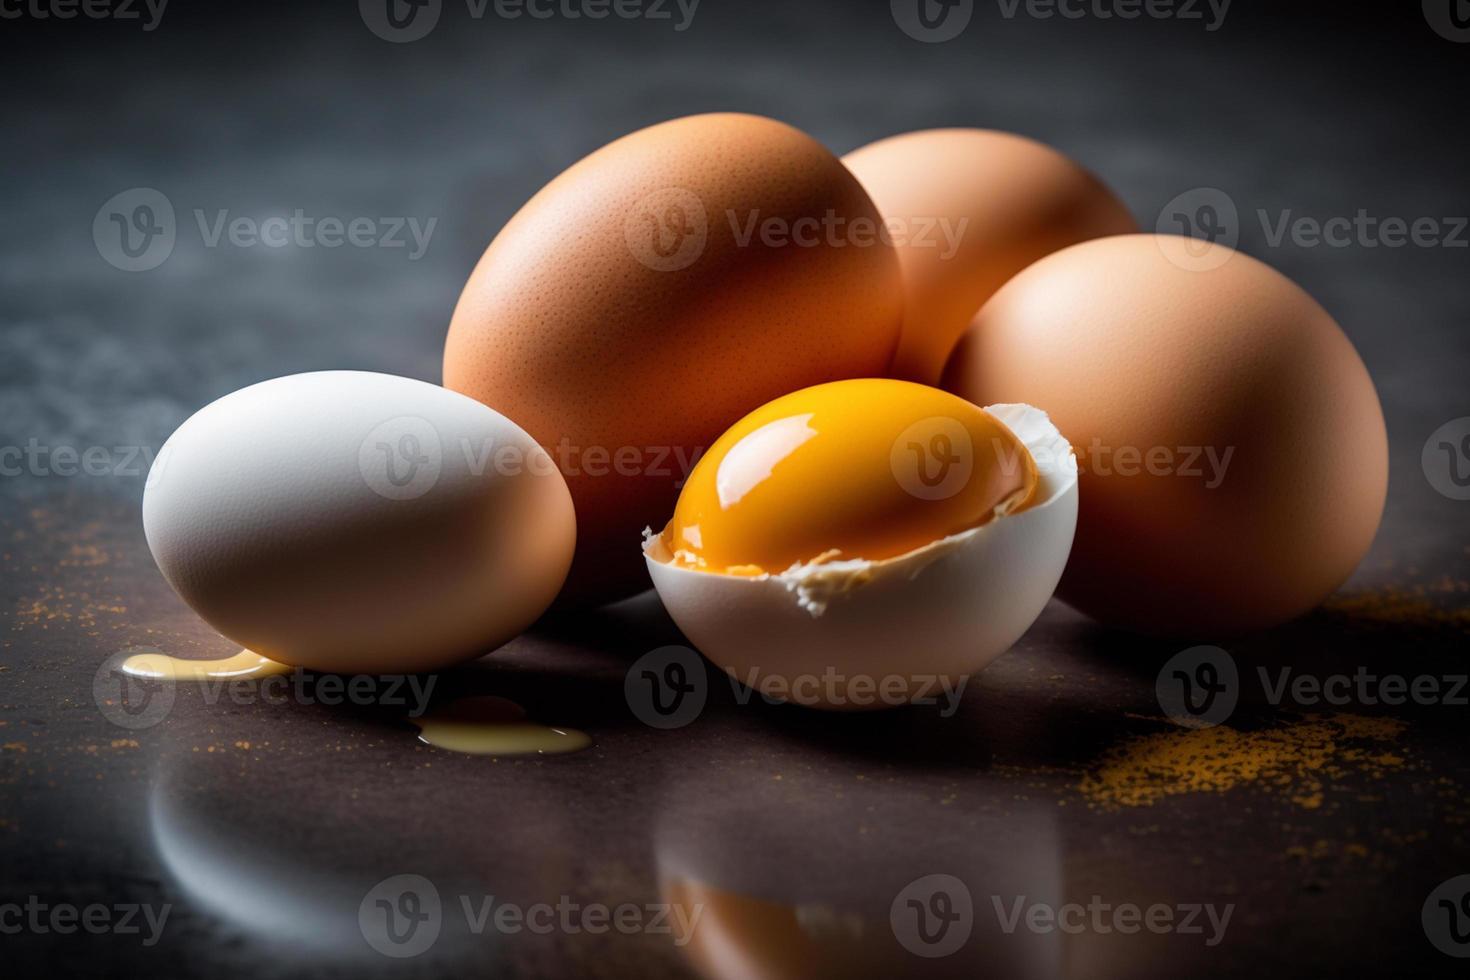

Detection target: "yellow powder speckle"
[13, 586, 127, 630]
[1077, 714, 1407, 810]
[58, 544, 110, 568]
[1323, 588, 1470, 630]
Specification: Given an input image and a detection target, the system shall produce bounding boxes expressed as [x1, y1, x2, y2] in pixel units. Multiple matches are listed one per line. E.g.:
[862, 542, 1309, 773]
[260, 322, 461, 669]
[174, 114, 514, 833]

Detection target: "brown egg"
[842, 129, 1136, 384]
[942, 234, 1388, 637]
[445, 113, 902, 603]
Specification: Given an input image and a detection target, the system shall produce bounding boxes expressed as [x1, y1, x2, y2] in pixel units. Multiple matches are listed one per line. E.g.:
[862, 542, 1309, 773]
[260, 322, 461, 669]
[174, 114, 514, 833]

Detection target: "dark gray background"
[2, 1, 1468, 977]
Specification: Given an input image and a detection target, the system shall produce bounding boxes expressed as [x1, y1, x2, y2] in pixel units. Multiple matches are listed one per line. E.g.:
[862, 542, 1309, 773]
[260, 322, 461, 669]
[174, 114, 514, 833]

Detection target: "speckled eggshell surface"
[943, 234, 1389, 637]
[444, 113, 903, 603]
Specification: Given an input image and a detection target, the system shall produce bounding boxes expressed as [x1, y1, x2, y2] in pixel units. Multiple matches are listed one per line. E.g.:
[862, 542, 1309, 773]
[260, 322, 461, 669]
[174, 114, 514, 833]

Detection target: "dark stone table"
[2, 1, 1467, 976]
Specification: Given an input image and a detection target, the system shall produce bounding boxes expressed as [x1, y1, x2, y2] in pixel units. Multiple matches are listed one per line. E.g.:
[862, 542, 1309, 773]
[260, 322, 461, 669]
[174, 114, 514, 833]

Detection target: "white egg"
[643, 404, 1078, 710]
[143, 371, 575, 674]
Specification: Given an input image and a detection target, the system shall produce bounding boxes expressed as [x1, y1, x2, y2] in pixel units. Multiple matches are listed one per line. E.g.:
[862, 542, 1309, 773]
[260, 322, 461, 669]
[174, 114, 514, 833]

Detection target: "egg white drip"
[644, 403, 1078, 617]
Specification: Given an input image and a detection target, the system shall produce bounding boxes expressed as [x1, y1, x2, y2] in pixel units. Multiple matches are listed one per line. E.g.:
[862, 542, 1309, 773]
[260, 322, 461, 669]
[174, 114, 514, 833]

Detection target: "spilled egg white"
[643, 404, 1078, 711]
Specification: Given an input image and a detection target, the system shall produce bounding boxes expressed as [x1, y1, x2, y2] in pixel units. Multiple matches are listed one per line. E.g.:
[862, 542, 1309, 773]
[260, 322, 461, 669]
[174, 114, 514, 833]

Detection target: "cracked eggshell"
[643, 404, 1078, 710]
[143, 371, 576, 675]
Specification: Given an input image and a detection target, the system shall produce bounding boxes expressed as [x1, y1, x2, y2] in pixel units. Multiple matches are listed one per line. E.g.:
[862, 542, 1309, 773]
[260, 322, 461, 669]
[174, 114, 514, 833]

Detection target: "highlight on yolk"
[663, 379, 1039, 575]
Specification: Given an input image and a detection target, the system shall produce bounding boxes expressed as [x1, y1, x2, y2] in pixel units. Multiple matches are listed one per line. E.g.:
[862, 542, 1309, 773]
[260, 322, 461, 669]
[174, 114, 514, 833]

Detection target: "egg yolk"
[663, 379, 1039, 575]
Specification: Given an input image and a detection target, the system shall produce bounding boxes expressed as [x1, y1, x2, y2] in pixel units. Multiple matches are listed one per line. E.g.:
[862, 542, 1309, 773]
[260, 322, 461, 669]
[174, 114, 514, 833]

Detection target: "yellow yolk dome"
[662, 379, 1039, 575]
